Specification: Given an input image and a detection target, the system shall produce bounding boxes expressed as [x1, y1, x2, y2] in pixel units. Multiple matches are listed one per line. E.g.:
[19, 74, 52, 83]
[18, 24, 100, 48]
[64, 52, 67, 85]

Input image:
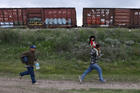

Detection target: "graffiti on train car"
[0, 22, 14, 28]
[134, 11, 140, 15]
[28, 18, 43, 26]
[87, 9, 113, 26]
[45, 18, 72, 25]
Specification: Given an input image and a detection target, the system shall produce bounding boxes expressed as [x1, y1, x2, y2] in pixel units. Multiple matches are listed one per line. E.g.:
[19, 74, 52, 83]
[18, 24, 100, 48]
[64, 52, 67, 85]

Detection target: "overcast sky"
[0, 0, 139, 26]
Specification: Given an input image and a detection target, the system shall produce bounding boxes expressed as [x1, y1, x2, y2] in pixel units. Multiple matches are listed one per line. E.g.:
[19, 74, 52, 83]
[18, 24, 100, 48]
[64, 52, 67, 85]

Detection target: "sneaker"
[32, 82, 39, 85]
[79, 76, 83, 84]
[99, 79, 106, 83]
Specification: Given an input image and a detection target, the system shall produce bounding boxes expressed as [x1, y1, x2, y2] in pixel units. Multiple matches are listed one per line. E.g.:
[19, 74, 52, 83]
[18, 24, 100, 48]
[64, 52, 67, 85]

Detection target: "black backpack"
[20, 56, 28, 65]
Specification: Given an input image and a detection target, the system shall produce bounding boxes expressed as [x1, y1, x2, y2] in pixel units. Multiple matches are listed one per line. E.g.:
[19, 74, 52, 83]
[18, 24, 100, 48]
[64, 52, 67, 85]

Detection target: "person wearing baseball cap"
[19, 45, 38, 84]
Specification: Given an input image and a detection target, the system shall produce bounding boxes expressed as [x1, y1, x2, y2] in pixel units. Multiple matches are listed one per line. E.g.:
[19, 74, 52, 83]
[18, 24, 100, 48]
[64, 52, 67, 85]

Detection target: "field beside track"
[0, 28, 140, 93]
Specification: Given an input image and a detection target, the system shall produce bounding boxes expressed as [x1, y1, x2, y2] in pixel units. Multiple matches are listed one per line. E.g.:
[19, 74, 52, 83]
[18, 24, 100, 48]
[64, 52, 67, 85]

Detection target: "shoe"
[79, 76, 83, 84]
[99, 79, 106, 83]
[32, 82, 39, 85]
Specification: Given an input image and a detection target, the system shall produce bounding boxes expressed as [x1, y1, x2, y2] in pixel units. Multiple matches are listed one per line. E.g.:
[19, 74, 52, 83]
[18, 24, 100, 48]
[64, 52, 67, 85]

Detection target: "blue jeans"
[20, 67, 36, 83]
[81, 63, 104, 81]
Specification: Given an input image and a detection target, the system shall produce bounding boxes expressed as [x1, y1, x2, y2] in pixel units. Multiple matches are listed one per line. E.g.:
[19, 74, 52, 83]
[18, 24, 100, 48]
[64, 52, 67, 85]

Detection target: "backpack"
[20, 56, 28, 65]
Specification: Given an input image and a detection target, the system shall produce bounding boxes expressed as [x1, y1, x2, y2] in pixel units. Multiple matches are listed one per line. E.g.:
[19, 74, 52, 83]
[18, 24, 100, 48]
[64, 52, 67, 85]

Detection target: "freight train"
[0, 7, 140, 28]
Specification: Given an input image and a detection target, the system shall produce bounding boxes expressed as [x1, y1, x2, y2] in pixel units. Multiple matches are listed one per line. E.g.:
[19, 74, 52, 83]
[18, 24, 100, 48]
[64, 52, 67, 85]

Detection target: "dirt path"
[0, 77, 140, 93]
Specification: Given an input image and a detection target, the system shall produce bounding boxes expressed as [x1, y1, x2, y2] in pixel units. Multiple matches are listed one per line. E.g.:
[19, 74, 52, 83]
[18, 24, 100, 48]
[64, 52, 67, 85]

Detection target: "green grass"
[0, 28, 140, 62]
[1, 59, 140, 75]
[0, 59, 140, 82]
[0, 28, 140, 82]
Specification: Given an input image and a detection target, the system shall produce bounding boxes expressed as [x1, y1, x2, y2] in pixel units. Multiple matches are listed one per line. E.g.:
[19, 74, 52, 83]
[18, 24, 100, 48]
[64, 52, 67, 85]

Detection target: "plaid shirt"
[90, 48, 99, 64]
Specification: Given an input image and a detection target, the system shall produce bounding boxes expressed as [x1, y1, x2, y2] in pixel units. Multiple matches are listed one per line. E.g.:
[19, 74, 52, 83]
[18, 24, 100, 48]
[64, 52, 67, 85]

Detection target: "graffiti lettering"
[0, 22, 14, 28]
[45, 18, 71, 25]
[87, 9, 113, 26]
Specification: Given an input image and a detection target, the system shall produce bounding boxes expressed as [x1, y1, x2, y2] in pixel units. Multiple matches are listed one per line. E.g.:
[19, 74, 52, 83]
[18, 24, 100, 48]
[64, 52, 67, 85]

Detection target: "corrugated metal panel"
[0, 8, 27, 27]
[114, 9, 130, 26]
[83, 8, 114, 27]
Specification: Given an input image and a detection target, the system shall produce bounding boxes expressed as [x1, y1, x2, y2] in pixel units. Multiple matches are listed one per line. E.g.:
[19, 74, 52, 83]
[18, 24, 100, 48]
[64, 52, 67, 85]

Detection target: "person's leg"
[92, 63, 105, 82]
[81, 65, 93, 81]
[20, 68, 30, 77]
[28, 67, 36, 84]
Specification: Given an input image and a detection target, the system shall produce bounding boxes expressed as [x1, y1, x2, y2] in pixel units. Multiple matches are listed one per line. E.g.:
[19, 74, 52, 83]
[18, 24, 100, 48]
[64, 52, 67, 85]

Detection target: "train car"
[83, 8, 140, 28]
[0, 8, 77, 28]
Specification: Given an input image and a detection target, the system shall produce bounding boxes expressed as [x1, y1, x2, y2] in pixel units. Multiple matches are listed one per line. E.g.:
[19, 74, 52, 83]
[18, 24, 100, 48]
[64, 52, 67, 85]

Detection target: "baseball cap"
[30, 45, 36, 49]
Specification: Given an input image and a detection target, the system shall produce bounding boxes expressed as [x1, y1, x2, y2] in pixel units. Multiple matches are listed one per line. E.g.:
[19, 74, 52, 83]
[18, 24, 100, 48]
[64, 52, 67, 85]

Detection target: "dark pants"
[20, 67, 36, 83]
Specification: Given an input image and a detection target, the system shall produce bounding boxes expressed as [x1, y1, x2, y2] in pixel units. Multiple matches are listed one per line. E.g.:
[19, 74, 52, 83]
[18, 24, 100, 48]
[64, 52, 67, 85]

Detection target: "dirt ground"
[0, 77, 140, 93]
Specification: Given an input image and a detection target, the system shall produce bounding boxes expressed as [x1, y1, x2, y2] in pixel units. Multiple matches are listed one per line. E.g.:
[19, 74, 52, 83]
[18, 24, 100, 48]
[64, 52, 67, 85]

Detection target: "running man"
[19, 45, 38, 84]
[79, 44, 105, 83]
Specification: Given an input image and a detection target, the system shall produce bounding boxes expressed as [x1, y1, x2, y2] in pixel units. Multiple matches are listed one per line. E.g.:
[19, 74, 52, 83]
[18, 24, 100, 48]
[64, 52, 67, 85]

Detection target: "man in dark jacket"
[79, 44, 105, 83]
[19, 45, 38, 84]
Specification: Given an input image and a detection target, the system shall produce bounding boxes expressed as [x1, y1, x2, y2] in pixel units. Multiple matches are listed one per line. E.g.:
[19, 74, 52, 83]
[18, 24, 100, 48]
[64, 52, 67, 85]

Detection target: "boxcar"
[83, 8, 140, 28]
[0, 8, 77, 28]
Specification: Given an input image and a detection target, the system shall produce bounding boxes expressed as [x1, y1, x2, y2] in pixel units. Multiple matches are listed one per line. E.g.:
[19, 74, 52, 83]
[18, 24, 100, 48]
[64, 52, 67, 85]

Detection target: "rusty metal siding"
[114, 9, 130, 26]
[0, 8, 27, 27]
[83, 8, 114, 27]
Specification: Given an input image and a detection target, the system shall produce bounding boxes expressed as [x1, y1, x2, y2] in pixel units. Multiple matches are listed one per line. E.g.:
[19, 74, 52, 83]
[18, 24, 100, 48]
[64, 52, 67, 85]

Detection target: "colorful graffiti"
[28, 18, 43, 26]
[87, 9, 113, 26]
[0, 22, 14, 28]
[45, 18, 71, 25]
